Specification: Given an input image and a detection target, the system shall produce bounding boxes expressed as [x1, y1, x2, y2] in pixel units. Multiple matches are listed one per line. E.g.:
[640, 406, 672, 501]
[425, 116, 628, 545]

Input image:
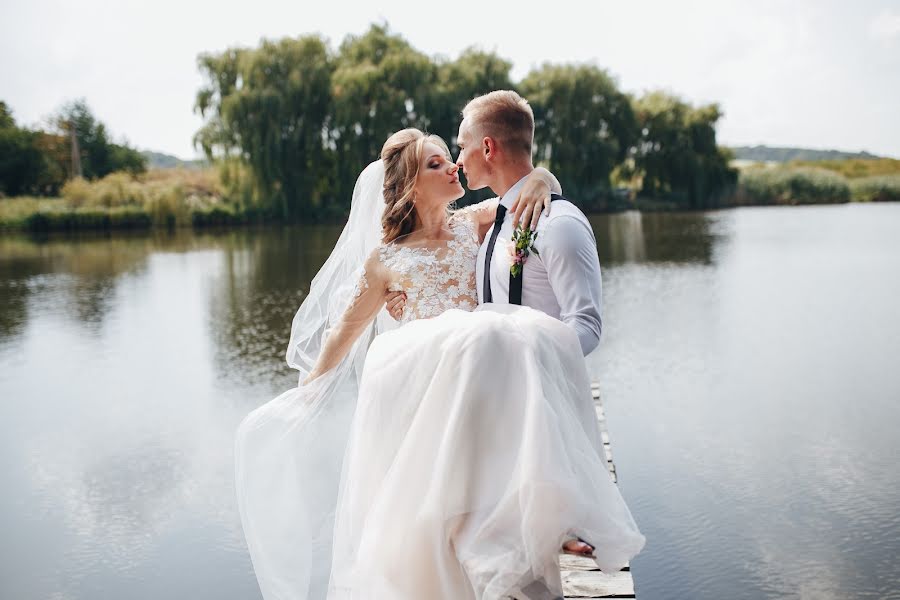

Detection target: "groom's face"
[456, 119, 490, 191]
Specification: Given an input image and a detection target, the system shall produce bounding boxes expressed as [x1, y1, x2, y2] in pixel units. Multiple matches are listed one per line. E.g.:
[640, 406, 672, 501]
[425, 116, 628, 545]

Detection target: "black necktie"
[482, 204, 507, 303]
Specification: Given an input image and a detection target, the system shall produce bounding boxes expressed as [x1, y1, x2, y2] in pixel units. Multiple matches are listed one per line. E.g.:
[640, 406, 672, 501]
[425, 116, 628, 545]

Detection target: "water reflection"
[1, 205, 899, 600]
[207, 225, 343, 394]
[591, 210, 719, 265]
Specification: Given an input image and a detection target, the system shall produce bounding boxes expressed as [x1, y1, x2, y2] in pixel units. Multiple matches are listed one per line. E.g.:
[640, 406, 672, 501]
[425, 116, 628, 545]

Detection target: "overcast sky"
[2, 0, 898, 159]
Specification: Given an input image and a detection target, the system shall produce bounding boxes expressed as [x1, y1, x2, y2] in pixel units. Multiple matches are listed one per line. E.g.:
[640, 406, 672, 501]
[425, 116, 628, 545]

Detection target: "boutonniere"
[509, 225, 539, 278]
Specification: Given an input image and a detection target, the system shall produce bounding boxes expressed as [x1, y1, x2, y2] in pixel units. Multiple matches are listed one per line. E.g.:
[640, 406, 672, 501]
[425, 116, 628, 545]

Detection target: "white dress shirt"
[475, 175, 604, 356]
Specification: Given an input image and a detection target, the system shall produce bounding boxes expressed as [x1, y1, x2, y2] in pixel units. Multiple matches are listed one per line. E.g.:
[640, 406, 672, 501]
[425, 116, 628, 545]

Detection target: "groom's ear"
[483, 137, 497, 161]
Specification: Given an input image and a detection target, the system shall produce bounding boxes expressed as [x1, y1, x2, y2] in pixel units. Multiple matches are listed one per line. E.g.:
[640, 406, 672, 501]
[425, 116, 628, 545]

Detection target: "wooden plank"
[562, 570, 636, 597]
[560, 555, 629, 572]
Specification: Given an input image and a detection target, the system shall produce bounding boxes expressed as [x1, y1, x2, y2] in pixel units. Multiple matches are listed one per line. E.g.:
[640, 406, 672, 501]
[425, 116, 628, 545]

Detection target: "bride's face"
[415, 142, 465, 208]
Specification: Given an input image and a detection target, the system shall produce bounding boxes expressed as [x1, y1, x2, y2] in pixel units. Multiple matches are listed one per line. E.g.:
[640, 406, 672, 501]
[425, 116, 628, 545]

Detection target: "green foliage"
[431, 49, 515, 205]
[430, 48, 514, 148]
[191, 29, 771, 218]
[628, 91, 737, 209]
[0, 121, 44, 196]
[849, 175, 900, 202]
[735, 166, 851, 205]
[0, 102, 13, 129]
[789, 158, 900, 179]
[55, 99, 147, 178]
[194, 26, 521, 219]
[0, 102, 66, 196]
[0, 99, 146, 198]
[196, 36, 334, 220]
[0, 167, 256, 231]
[329, 25, 437, 208]
[22, 206, 153, 231]
[521, 64, 637, 209]
[15, 27, 888, 227]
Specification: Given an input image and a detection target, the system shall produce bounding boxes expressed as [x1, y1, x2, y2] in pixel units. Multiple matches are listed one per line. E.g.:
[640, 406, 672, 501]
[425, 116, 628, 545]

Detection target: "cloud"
[869, 9, 900, 44]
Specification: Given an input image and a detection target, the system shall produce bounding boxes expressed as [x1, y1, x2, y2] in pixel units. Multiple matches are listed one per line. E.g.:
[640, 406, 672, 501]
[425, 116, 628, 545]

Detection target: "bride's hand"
[510, 167, 560, 230]
[386, 290, 407, 321]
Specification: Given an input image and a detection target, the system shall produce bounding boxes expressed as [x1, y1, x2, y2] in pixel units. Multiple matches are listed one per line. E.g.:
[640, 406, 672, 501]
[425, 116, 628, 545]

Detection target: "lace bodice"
[377, 215, 480, 324]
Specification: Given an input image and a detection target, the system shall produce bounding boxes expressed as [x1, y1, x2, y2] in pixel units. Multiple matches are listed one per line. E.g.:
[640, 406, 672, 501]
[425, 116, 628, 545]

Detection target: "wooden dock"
[558, 382, 636, 599]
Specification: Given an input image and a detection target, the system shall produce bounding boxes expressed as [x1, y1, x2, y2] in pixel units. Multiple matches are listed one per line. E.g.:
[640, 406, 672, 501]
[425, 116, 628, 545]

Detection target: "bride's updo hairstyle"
[380, 128, 452, 244]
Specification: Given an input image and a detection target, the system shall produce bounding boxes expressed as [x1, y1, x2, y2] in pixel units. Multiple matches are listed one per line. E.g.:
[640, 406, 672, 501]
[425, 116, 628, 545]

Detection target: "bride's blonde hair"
[380, 128, 452, 244]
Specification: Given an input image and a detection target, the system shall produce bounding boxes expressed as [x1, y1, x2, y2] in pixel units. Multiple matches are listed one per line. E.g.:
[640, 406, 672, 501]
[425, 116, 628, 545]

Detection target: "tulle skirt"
[236, 304, 645, 600]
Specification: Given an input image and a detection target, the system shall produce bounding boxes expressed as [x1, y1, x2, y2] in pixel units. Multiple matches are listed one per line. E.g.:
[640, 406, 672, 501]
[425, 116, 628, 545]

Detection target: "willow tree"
[326, 25, 437, 204]
[629, 91, 736, 208]
[521, 64, 637, 209]
[430, 49, 514, 147]
[194, 36, 334, 220]
[426, 49, 516, 204]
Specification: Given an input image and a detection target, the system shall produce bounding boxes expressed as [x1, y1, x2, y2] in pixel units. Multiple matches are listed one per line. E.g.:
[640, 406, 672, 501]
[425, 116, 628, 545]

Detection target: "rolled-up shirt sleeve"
[537, 215, 603, 355]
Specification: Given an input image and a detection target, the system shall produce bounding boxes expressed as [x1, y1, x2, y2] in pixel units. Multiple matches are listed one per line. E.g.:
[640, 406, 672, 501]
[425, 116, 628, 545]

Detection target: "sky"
[1, 0, 899, 160]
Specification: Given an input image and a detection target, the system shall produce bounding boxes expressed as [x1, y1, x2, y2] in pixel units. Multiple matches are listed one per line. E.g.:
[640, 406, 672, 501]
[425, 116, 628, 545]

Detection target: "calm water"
[1, 204, 899, 600]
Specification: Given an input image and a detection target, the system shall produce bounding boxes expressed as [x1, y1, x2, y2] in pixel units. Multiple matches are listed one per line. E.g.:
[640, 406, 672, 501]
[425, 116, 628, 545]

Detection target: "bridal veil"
[234, 160, 396, 600]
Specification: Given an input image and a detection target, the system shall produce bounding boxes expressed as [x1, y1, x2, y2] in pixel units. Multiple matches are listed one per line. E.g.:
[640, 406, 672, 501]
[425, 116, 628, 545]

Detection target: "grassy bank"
[729, 163, 900, 207]
[0, 168, 261, 232]
[3, 162, 899, 232]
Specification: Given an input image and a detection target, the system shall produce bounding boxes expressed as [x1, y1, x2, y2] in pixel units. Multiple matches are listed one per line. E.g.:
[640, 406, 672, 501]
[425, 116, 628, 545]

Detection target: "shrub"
[736, 166, 851, 205]
[849, 175, 900, 203]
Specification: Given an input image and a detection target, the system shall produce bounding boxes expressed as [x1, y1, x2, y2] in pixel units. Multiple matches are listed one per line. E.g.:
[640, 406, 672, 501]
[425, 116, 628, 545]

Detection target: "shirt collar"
[498, 174, 531, 210]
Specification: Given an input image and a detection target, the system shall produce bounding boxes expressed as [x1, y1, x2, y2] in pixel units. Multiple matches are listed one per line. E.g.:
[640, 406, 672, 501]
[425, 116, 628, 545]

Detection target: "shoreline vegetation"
[1, 24, 898, 233]
[1, 160, 897, 233]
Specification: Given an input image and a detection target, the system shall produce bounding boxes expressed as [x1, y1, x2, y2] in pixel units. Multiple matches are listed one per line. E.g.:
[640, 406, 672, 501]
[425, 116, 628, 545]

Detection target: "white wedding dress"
[235, 161, 645, 600]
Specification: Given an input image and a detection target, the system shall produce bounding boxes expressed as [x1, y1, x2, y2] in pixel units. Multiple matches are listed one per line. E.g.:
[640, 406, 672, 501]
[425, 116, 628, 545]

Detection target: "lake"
[1, 203, 898, 599]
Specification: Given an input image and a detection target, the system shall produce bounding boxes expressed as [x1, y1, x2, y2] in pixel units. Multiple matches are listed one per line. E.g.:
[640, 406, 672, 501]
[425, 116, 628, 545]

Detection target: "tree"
[0, 102, 13, 129]
[54, 99, 146, 179]
[0, 102, 67, 196]
[427, 49, 515, 204]
[327, 25, 437, 205]
[430, 48, 514, 149]
[628, 91, 736, 208]
[195, 36, 334, 219]
[521, 64, 638, 209]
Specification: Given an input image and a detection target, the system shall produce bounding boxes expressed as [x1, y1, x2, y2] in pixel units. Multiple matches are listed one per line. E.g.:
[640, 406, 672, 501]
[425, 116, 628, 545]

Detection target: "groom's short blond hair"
[462, 90, 534, 159]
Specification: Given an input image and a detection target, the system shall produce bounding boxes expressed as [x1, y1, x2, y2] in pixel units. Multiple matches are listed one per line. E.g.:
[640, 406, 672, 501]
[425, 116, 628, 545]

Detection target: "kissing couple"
[235, 90, 645, 600]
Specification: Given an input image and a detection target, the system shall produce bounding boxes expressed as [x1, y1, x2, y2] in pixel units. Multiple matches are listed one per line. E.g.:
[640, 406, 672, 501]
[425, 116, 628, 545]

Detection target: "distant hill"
[141, 150, 208, 170]
[728, 145, 883, 163]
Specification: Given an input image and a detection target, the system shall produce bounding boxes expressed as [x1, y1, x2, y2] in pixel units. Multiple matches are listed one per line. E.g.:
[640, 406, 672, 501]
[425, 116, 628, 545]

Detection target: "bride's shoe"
[562, 536, 595, 558]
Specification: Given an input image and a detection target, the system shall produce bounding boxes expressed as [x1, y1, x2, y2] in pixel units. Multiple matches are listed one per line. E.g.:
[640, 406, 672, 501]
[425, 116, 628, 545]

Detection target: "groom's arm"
[538, 216, 603, 356]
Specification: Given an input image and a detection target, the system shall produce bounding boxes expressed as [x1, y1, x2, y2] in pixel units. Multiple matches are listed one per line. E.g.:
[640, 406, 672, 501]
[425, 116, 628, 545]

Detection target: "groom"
[457, 90, 603, 357]
[458, 91, 604, 576]
[387, 91, 607, 595]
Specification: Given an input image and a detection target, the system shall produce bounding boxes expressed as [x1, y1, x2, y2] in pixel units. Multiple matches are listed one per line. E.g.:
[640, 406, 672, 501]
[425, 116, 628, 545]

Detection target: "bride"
[235, 129, 645, 600]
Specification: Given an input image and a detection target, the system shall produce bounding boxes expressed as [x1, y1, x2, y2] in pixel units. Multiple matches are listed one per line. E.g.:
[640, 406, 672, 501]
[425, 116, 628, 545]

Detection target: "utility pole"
[69, 121, 82, 179]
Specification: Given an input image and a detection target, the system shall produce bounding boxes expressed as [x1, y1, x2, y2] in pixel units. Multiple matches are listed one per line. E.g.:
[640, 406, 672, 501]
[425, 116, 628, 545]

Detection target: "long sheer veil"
[235, 159, 396, 600]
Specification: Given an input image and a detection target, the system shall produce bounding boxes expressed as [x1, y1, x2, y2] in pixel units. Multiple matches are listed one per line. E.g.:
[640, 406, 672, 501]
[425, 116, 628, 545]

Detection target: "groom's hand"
[386, 290, 407, 321]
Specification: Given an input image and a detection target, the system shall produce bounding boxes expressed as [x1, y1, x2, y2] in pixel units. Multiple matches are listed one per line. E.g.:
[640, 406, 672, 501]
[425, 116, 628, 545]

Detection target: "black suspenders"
[508, 193, 566, 305]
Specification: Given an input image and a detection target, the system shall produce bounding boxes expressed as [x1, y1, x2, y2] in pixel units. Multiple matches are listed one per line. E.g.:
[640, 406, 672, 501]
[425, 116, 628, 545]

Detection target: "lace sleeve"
[305, 249, 386, 382]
